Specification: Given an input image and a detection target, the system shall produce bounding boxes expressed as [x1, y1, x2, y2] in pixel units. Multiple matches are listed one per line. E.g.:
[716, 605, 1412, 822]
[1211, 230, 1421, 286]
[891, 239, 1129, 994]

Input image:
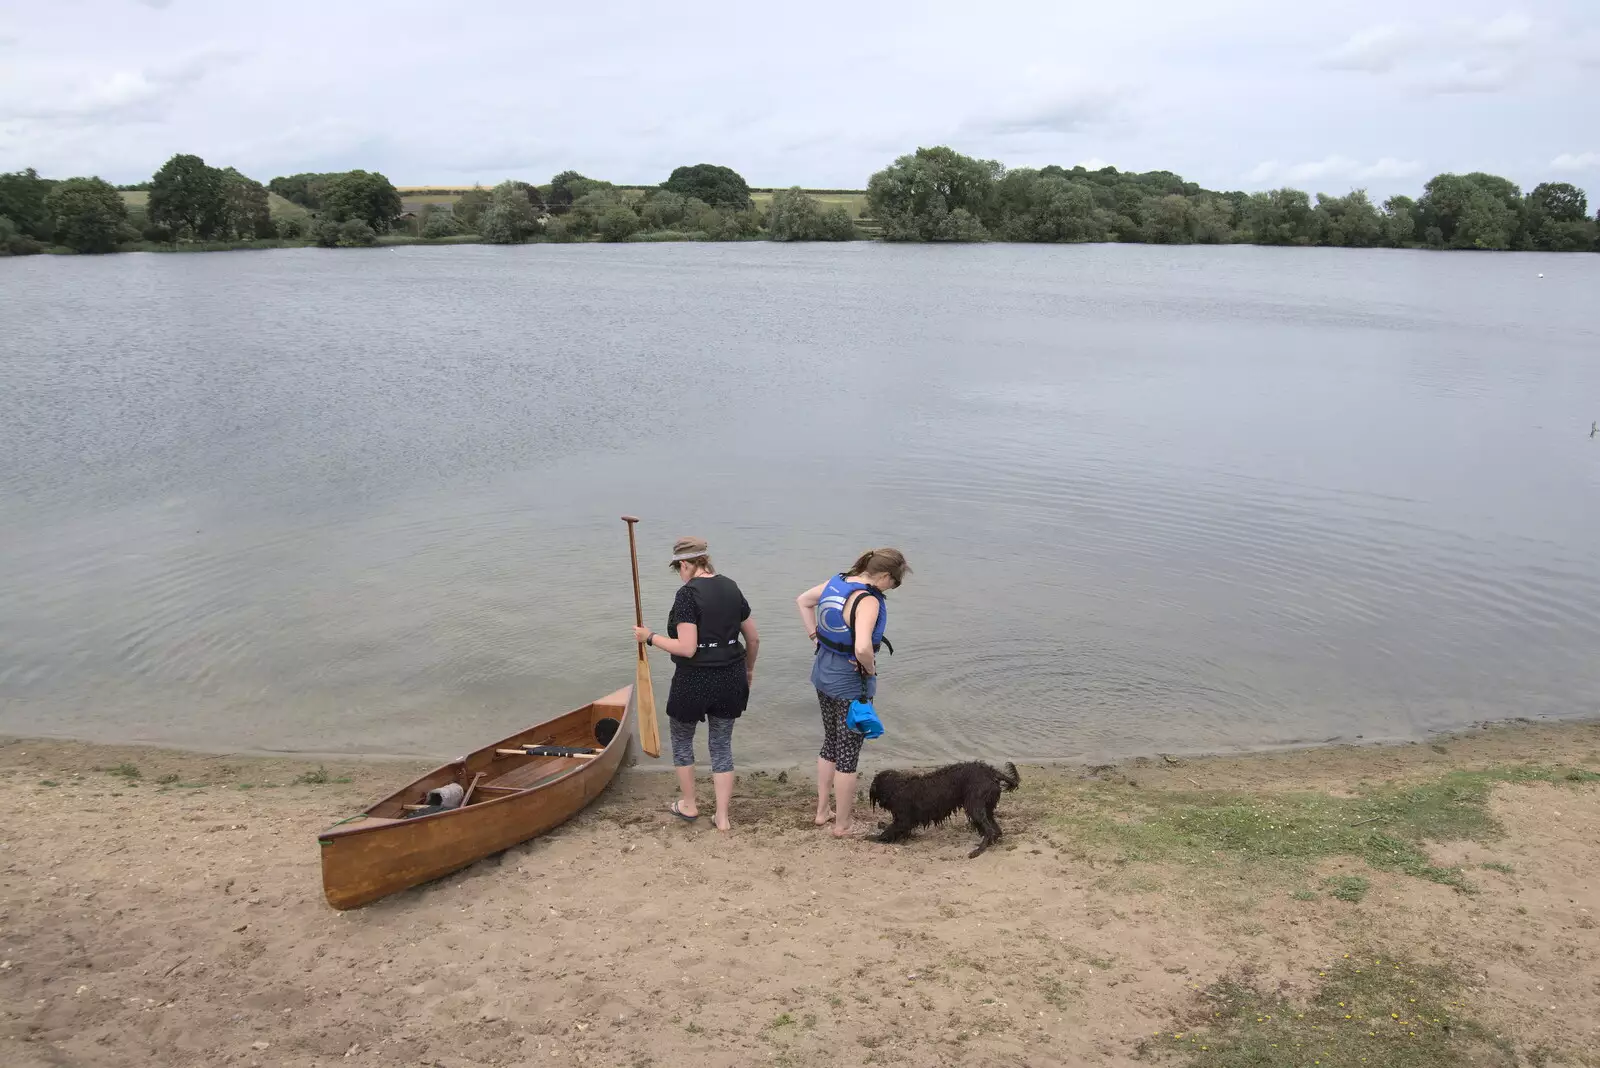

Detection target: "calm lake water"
[3, 243, 1598, 767]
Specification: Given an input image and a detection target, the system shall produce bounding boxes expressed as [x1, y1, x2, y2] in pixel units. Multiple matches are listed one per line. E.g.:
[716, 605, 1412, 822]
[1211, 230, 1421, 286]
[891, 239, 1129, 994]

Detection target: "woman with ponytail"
[795, 548, 910, 838]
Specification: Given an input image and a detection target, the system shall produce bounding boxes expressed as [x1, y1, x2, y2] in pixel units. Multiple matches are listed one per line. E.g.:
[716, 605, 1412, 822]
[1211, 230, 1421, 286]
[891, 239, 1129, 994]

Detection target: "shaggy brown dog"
[867, 761, 1020, 857]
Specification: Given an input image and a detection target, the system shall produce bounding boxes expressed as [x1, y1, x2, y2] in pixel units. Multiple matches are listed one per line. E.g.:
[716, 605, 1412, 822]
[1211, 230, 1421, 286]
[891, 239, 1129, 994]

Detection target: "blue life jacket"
[814, 574, 892, 659]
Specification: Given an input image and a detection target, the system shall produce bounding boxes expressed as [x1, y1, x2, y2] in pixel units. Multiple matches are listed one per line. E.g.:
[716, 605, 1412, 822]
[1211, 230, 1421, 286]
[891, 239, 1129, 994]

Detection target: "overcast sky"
[2, 0, 1597, 197]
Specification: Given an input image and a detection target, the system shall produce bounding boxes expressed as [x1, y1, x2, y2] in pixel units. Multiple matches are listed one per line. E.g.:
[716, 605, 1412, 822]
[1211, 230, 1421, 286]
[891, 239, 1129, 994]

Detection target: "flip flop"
[668, 800, 699, 822]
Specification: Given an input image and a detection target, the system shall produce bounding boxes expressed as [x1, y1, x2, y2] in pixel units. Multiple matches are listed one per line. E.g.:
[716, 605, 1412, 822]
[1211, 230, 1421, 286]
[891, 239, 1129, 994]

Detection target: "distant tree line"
[9, 147, 1592, 256]
[865, 146, 1600, 251]
[1, 157, 858, 254]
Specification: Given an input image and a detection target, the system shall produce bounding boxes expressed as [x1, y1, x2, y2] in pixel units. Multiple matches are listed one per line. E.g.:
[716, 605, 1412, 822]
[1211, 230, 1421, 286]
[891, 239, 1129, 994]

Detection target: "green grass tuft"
[1324, 875, 1371, 902]
[294, 766, 330, 785]
[1055, 764, 1598, 893]
[1150, 954, 1513, 1068]
[108, 762, 141, 779]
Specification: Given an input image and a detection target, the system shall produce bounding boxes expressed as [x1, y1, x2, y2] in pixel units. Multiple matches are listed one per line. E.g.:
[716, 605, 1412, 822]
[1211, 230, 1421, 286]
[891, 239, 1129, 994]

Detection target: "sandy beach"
[3, 722, 1598, 1068]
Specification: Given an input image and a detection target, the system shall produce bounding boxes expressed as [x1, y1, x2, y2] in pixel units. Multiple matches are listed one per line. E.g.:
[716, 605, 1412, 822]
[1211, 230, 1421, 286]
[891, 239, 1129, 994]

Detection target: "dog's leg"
[873, 818, 913, 844]
[967, 802, 1003, 858]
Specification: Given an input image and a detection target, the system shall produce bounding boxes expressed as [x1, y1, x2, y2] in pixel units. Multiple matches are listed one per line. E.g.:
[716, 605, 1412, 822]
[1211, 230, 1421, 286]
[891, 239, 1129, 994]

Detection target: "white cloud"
[1472, 11, 1535, 48]
[1411, 61, 1517, 94]
[1077, 157, 1112, 171]
[1322, 10, 1556, 95]
[962, 82, 1130, 137]
[1247, 156, 1422, 186]
[1549, 152, 1600, 172]
[1321, 25, 1413, 73]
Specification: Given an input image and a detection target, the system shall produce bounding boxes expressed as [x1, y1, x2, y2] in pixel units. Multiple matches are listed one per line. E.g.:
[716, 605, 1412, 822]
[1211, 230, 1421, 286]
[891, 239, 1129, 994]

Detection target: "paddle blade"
[635, 653, 660, 758]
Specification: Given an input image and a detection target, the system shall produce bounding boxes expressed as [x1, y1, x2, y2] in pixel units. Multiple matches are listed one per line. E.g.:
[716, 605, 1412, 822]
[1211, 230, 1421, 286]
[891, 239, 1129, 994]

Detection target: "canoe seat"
[486, 759, 585, 792]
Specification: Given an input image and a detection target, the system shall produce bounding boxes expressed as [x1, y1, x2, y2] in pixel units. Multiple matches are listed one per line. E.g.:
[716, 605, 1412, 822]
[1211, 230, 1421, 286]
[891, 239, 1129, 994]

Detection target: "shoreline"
[4, 720, 1598, 1067]
[6, 708, 1592, 772]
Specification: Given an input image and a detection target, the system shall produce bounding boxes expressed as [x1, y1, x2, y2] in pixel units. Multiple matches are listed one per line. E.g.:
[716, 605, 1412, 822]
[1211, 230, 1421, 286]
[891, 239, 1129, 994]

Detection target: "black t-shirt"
[667, 575, 751, 669]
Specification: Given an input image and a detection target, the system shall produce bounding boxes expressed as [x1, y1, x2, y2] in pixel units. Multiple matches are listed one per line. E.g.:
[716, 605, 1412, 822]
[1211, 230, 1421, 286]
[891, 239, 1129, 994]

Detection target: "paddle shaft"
[622, 515, 645, 657]
[622, 515, 662, 758]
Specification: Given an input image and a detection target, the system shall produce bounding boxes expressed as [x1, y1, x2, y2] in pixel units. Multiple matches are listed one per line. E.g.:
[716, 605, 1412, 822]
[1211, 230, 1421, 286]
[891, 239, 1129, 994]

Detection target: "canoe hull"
[318, 685, 633, 909]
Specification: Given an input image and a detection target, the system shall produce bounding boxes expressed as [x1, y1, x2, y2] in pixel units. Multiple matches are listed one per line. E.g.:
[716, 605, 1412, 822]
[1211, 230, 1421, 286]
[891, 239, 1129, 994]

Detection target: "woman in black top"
[633, 536, 759, 831]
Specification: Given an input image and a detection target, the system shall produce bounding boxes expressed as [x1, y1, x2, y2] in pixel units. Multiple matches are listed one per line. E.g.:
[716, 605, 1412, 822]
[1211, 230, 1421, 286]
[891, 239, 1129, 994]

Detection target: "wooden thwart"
[495, 748, 599, 760]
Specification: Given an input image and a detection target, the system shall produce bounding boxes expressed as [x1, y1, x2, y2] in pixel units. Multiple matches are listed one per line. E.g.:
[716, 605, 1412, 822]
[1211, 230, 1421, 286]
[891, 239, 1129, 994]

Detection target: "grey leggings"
[669, 715, 735, 773]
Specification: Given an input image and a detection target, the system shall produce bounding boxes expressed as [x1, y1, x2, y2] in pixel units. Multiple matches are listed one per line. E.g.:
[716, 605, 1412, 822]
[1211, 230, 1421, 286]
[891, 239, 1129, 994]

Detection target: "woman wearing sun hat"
[633, 536, 759, 832]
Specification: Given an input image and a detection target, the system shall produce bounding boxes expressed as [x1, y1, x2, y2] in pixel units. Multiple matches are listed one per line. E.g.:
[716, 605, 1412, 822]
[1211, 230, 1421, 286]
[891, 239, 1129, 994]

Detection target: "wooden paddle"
[621, 515, 661, 758]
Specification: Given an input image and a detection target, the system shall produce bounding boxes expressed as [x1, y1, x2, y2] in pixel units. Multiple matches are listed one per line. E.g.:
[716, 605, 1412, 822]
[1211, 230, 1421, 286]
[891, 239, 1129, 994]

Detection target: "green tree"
[1380, 195, 1418, 247]
[1416, 173, 1526, 250]
[1527, 181, 1587, 223]
[0, 214, 42, 255]
[422, 210, 462, 238]
[46, 176, 128, 253]
[1245, 188, 1318, 245]
[598, 205, 639, 241]
[1142, 194, 1195, 244]
[638, 190, 688, 231]
[1525, 182, 1593, 251]
[547, 170, 586, 214]
[321, 170, 402, 232]
[148, 153, 224, 239]
[766, 188, 855, 241]
[867, 146, 1000, 242]
[0, 168, 55, 241]
[568, 189, 629, 237]
[477, 180, 540, 243]
[267, 172, 345, 210]
[1190, 196, 1235, 244]
[662, 163, 752, 209]
[217, 168, 273, 239]
[453, 186, 490, 232]
[1314, 190, 1382, 247]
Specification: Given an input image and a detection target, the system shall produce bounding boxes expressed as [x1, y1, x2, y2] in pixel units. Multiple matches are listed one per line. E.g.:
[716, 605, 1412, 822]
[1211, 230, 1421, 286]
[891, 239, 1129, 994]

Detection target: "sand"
[3, 723, 1598, 1068]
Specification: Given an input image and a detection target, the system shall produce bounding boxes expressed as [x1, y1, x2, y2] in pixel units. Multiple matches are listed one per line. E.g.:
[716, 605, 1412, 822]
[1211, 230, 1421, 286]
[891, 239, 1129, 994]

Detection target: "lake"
[2, 242, 1598, 767]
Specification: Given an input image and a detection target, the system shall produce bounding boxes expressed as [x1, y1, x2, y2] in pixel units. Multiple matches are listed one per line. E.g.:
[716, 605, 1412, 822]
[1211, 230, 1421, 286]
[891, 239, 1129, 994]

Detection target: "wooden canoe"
[318, 685, 634, 909]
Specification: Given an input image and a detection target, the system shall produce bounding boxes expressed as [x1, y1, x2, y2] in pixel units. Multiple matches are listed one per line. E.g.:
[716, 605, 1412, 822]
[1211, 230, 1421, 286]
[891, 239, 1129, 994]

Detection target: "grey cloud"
[136, 0, 174, 8]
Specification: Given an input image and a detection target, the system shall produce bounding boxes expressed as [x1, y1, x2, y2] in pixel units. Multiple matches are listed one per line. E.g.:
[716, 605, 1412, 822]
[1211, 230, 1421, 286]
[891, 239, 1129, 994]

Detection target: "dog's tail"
[998, 761, 1020, 791]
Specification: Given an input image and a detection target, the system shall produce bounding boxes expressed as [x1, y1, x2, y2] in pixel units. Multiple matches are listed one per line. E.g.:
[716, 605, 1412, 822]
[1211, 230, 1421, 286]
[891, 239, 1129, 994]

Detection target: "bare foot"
[831, 822, 870, 839]
[814, 809, 834, 827]
[713, 816, 732, 832]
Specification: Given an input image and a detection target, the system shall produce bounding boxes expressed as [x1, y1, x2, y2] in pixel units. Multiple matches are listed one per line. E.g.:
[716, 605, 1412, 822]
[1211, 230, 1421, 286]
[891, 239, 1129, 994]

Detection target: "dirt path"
[2, 723, 1597, 1067]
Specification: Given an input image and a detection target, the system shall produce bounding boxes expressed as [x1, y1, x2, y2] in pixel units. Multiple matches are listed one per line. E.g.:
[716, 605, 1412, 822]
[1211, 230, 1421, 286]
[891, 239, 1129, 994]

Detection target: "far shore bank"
[3, 719, 1597, 1067]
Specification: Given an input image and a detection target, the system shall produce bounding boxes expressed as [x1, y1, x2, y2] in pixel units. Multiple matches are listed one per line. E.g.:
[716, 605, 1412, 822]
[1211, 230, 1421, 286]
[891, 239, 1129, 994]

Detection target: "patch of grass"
[1291, 889, 1319, 901]
[108, 763, 141, 779]
[770, 1011, 795, 1029]
[1148, 954, 1513, 1068]
[1324, 875, 1371, 903]
[156, 773, 179, 785]
[684, 1021, 703, 1035]
[1039, 976, 1078, 1008]
[236, 782, 256, 790]
[294, 766, 330, 785]
[1481, 861, 1514, 874]
[39, 779, 59, 787]
[1057, 764, 1599, 893]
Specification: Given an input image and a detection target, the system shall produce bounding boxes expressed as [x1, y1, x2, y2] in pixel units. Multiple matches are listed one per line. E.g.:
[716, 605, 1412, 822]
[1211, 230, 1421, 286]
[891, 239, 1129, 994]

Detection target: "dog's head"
[868, 769, 904, 809]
